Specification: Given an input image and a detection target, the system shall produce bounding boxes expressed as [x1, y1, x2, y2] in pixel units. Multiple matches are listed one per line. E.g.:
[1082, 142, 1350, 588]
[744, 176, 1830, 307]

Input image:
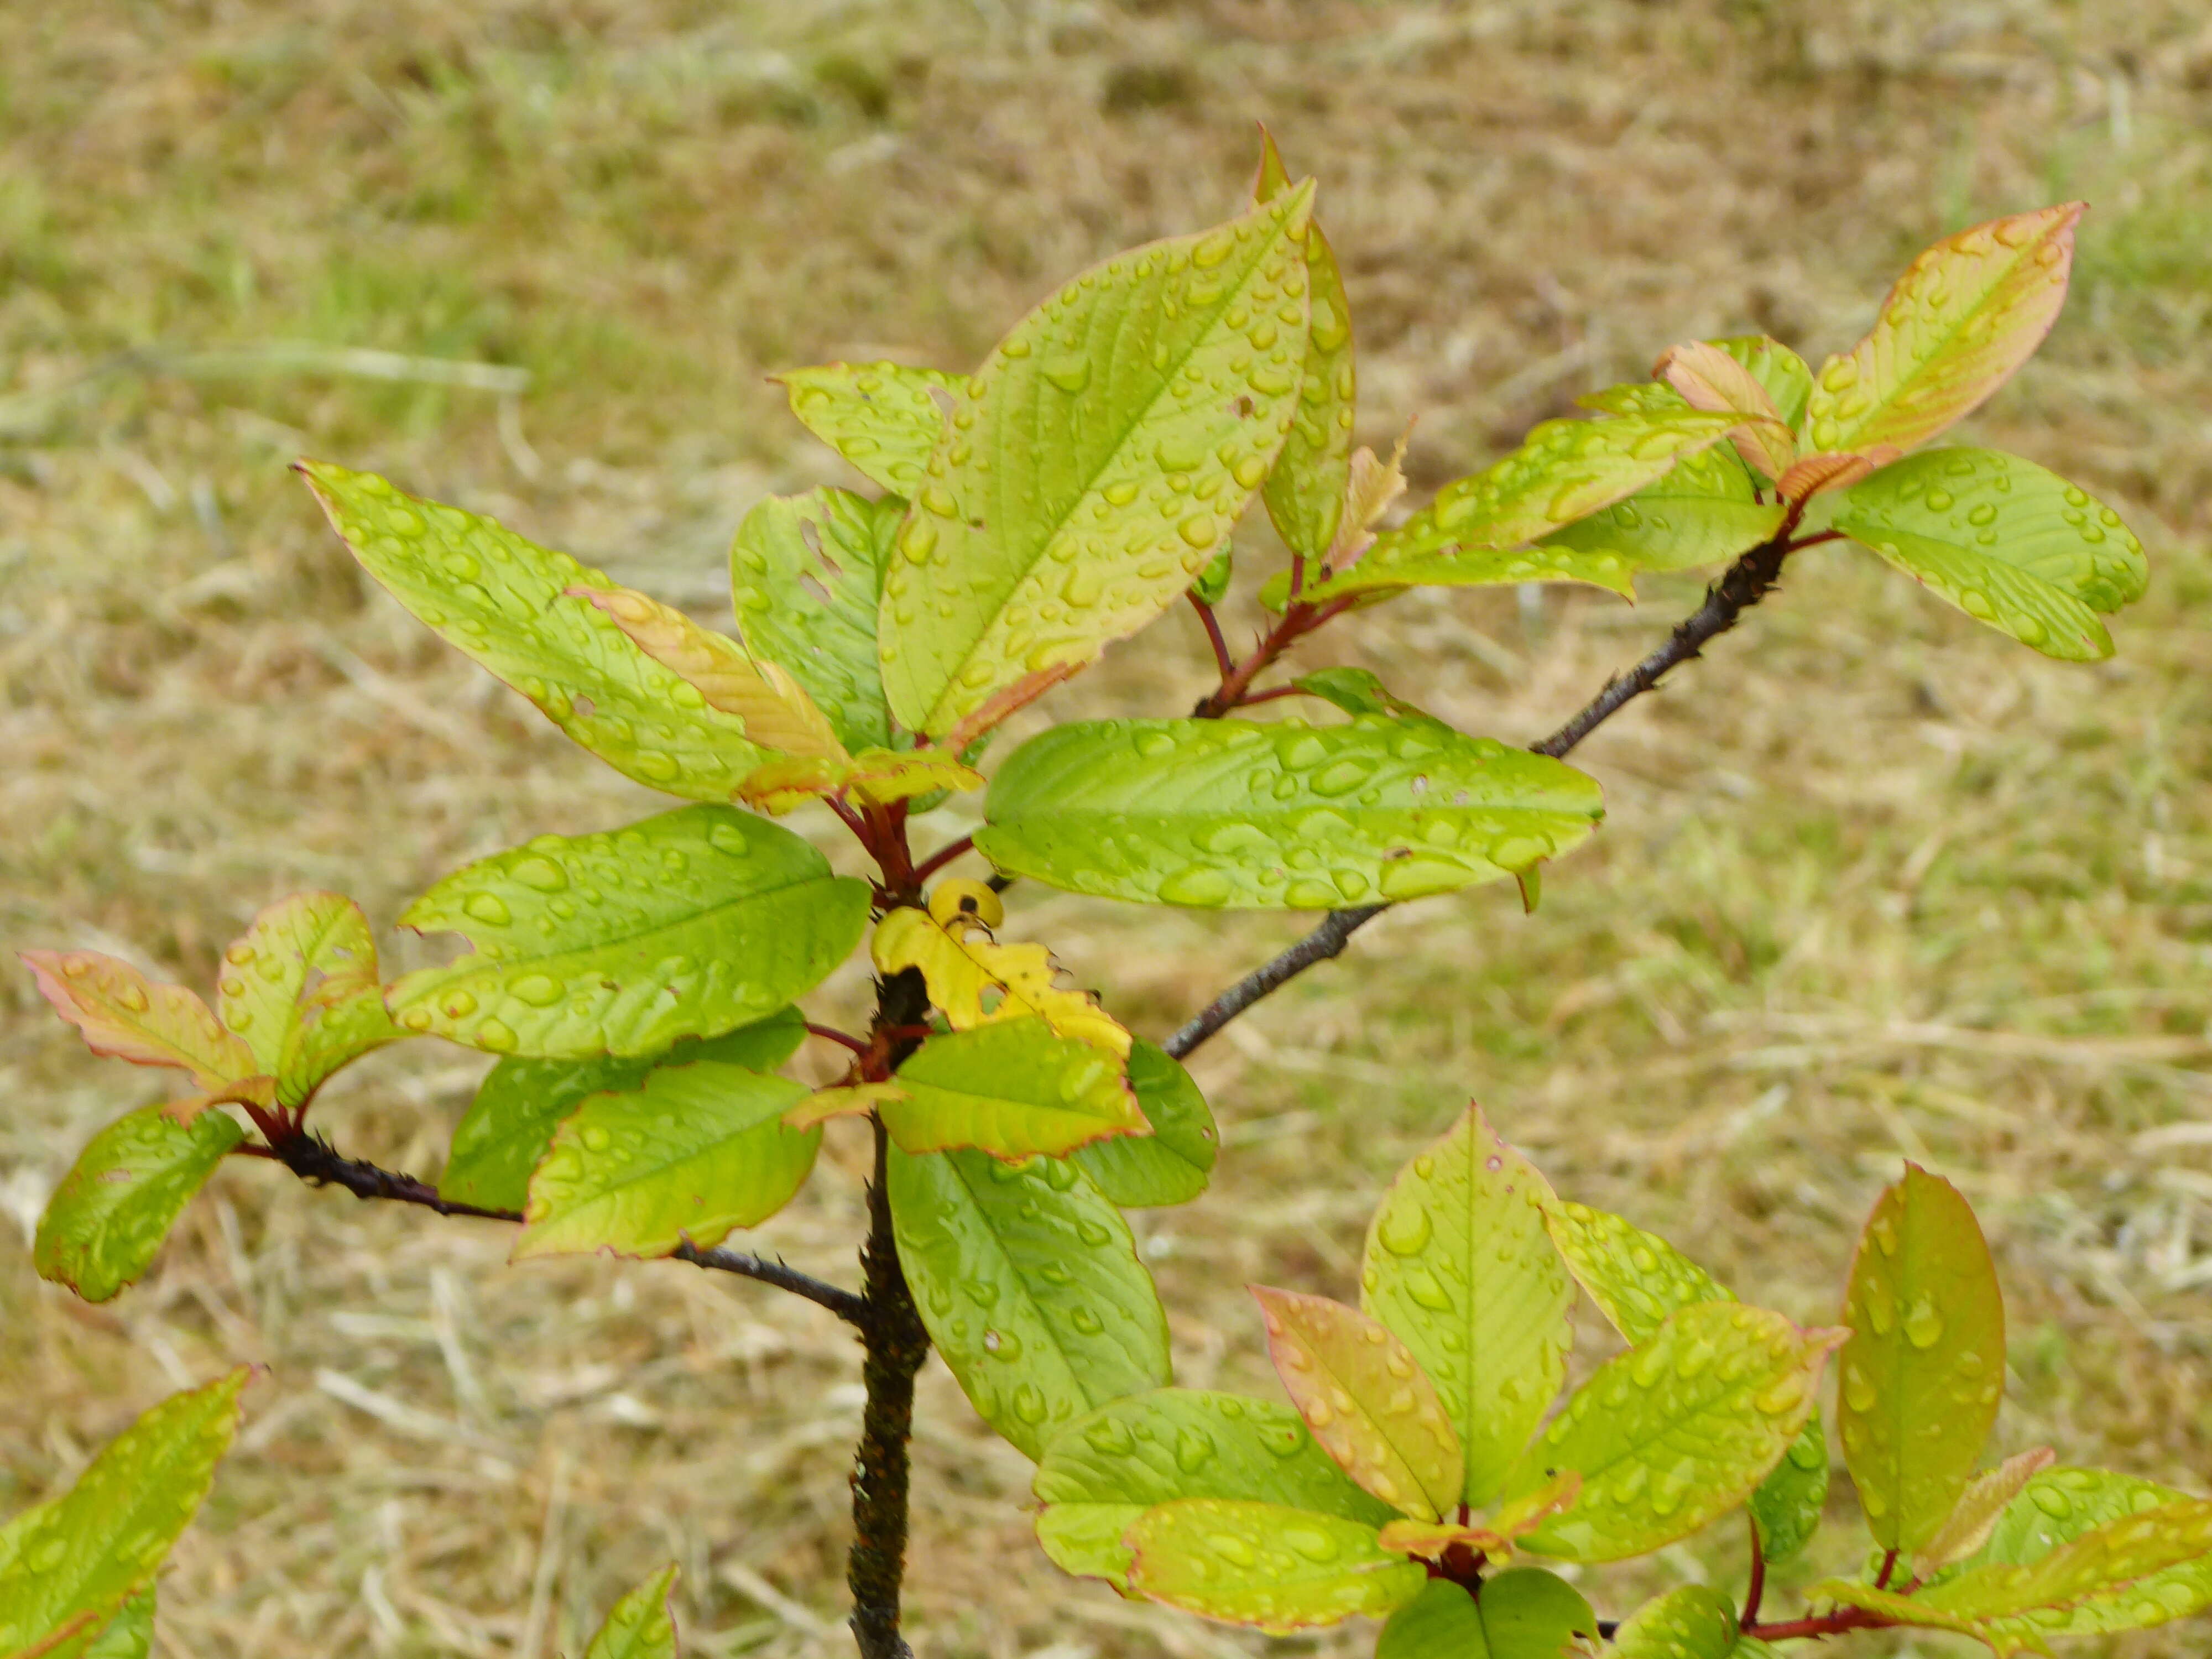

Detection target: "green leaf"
[1827, 447, 2147, 660]
[1609, 1585, 1740, 1659]
[0, 1369, 247, 1658]
[1376, 1572, 1600, 1659]
[775, 362, 959, 496]
[1124, 1499, 1425, 1632]
[1032, 1386, 1397, 1589]
[583, 1564, 680, 1659]
[978, 716, 1604, 910]
[20, 950, 252, 1091]
[513, 1060, 817, 1260]
[76, 1590, 154, 1659]
[216, 892, 399, 1108]
[1535, 446, 1785, 577]
[878, 186, 1317, 739]
[1361, 1107, 1571, 1507]
[887, 1147, 1169, 1460]
[1804, 204, 2084, 457]
[1256, 133, 1355, 564]
[1711, 335, 1814, 431]
[34, 1105, 246, 1303]
[299, 462, 770, 800]
[441, 1011, 806, 1212]
[1290, 667, 1439, 722]
[388, 805, 868, 1060]
[867, 1019, 1146, 1160]
[1498, 1302, 1842, 1563]
[728, 488, 904, 753]
[1190, 546, 1233, 607]
[1920, 1448, 2057, 1573]
[1838, 1163, 2006, 1552]
[1073, 1040, 1217, 1208]
[1749, 1419, 1832, 1569]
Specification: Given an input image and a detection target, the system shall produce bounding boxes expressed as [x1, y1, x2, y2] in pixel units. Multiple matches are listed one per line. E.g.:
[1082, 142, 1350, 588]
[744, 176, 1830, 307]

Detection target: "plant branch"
[1742, 1606, 1896, 1643]
[1188, 591, 1237, 680]
[806, 1021, 872, 1057]
[1741, 1513, 1767, 1628]
[910, 834, 977, 886]
[1192, 595, 1352, 718]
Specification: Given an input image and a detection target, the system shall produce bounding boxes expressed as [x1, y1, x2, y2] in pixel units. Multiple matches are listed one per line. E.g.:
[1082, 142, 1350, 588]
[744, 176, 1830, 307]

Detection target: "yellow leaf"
[1324, 432, 1411, 573]
[784, 1083, 906, 1131]
[871, 907, 1130, 1057]
[737, 748, 983, 815]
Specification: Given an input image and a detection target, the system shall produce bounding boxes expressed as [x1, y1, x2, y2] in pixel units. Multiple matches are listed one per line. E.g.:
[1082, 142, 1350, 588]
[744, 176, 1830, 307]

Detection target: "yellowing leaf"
[1252, 1286, 1463, 1521]
[738, 748, 983, 815]
[1536, 446, 1785, 578]
[1805, 204, 2084, 456]
[871, 906, 1129, 1057]
[1962, 1467, 2212, 1642]
[1374, 1476, 1578, 1567]
[775, 361, 959, 495]
[1921, 1448, 2058, 1573]
[1655, 340, 1794, 479]
[872, 1020, 1147, 1161]
[20, 950, 252, 1091]
[1125, 1499, 1426, 1632]
[1326, 435, 1411, 571]
[1838, 1164, 2006, 1552]
[783, 1082, 906, 1130]
[1256, 131, 1356, 566]
[215, 892, 398, 1109]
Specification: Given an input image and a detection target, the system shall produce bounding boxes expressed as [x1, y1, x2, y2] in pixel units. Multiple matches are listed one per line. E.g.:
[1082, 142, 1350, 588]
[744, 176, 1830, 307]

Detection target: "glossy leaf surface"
[514, 1061, 816, 1259]
[301, 462, 768, 800]
[1362, 1107, 1569, 1506]
[583, 1564, 680, 1659]
[389, 805, 868, 1059]
[776, 361, 958, 495]
[1837, 1164, 2006, 1552]
[872, 1019, 1145, 1160]
[878, 187, 1316, 737]
[1609, 1585, 1739, 1659]
[1536, 446, 1784, 577]
[872, 906, 1128, 1054]
[1375, 1572, 1599, 1659]
[75, 1590, 153, 1659]
[979, 717, 1603, 910]
[1125, 1499, 1425, 1632]
[1921, 1448, 2058, 1572]
[1073, 1040, 1217, 1208]
[888, 1147, 1169, 1460]
[1256, 133, 1354, 564]
[216, 892, 398, 1107]
[1957, 1467, 2212, 1642]
[1804, 204, 2083, 456]
[35, 1105, 246, 1303]
[20, 950, 251, 1091]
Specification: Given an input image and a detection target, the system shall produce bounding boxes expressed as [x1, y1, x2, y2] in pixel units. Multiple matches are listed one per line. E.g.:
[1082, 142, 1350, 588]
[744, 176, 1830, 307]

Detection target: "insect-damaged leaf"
[1032, 1387, 1396, 1590]
[216, 892, 398, 1108]
[888, 1147, 1169, 1461]
[1252, 1287, 1463, 1520]
[1124, 1499, 1425, 1632]
[1496, 1302, 1843, 1563]
[978, 717, 1603, 910]
[1255, 132, 1355, 565]
[34, 1104, 246, 1304]
[582, 1564, 680, 1659]
[871, 906, 1129, 1055]
[857, 1019, 1147, 1161]
[1073, 1040, 1217, 1208]
[20, 950, 252, 1092]
[1376, 1572, 1600, 1659]
[1361, 1107, 1570, 1507]
[1804, 203, 2084, 457]
[775, 362, 960, 497]
[878, 186, 1316, 738]
[388, 805, 868, 1060]
[1608, 1584, 1740, 1659]
[1837, 1164, 2006, 1552]
[1827, 447, 2148, 661]
[299, 462, 771, 800]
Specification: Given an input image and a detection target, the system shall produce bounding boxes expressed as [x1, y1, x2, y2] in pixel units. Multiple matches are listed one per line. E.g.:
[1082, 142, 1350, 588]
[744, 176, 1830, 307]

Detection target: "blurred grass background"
[5, 1, 2212, 1654]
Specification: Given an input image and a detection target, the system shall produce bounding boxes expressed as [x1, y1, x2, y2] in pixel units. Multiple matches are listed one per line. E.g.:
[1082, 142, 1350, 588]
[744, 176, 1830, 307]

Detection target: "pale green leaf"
[0, 1370, 247, 1658]
[875, 1018, 1146, 1160]
[1535, 446, 1785, 577]
[35, 1105, 246, 1303]
[776, 362, 958, 496]
[1256, 133, 1355, 564]
[583, 1564, 680, 1659]
[1804, 204, 2084, 456]
[1710, 335, 1813, 431]
[1032, 1386, 1396, 1589]
[888, 1147, 1168, 1460]
[1362, 1107, 1570, 1506]
[1828, 447, 2148, 660]
[1290, 667, 1439, 722]
[879, 186, 1317, 738]
[1838, 1164, 2006, 1552]
[1073, 1040, 1217, 1208]
[514, 1060, 817, 1260]
[20, 950, 252, 1091]
[75, 1590, 154, 1659]
[299, 462, 770, 800]
[977, 716, 1604, 910]
[1376, 1572, 1599, 1659]
[388, 805, 868, 1059]
[1498, 1302, 1841, 1563]
[1609, 1585, 1739, 1659]
[217, 892, 398, 1108]
[1191, 546, 1233, 607]
[1921, 1449, 2058, 1573]
[441, 1011, 805, 1212]
[1124, 1500, 1425, 1632]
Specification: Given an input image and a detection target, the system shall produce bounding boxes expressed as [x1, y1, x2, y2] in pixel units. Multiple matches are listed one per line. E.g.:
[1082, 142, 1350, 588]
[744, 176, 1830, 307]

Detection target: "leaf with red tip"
[1804, 203, 2085, 457]
[1776, 450, 1891, 503]
[216, 892, 398, 1108]
[1655, 340, 1794, 479]
[20, 951, 251, 1090]
[1125, 1499, 1425, 1632]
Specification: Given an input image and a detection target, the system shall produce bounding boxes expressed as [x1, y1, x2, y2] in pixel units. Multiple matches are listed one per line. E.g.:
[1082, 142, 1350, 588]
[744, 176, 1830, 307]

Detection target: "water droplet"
[1376, 1202, 1431, 1256]
[513, 858, 568, 894]
[476, 1018, 518, 1053]
[464, 892, 512, 926]
[1903, 1296, 1945, 1349]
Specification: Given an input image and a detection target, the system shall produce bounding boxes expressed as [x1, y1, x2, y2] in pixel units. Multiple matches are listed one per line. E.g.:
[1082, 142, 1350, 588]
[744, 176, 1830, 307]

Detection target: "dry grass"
[5, 1, 2212, 1653]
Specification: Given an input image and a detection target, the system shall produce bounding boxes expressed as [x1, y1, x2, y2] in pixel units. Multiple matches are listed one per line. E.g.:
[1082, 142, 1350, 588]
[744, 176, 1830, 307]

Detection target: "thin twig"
[805, 1021, 872, 1057]
[910, 834, 977, 886]
[1741, 1512, 1768, 1628]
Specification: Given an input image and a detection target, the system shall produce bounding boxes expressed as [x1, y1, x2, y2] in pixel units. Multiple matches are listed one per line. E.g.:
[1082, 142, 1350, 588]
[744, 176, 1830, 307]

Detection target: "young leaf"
[0, 1369, 248, 1659]
[35, 1104, 246, 1303]
[20, 950, 252, 1091]
[729, 488, 903, 753]
[737, 748, 983, 815]
[1710, 335, 1814, 431]
[1073, 1040, 1217, 1208]
[775, 362, 959, 495]
[871, 906, 1129, 1055]
[1289, 667, 1439, 722]
[1032, 1386, 1397, 1589]
[1827, 447, 2148, 660]
[1495, 1302, 1843, 1563]
[1361, 1107, 1569, 1507]
[1774, 450, 1886, 504]
[1251, 1286, 1463, 1520]
[1837, 1164, 2006, 1552]
[1124, 1499, 1426, 1632]
[440, 1011, 803, 1212]
[299, 462, 771, 800]
[76, 1589, 154, 1659]
[1375, 1474, 1580, 1566]
[388, 805, 868, 1059]
[1535, 446, 1786, 578]
[1655, 341, 1794, 478]
[216, 892, 398, 1108]
[868, 1019, 1147, 1160]
[878, 185, 1317, 738]
[513, 1061, 817, 1260]
[583, 1564, 680, 1659]
[1919, 1448, 2058, 1573]
[888, 1147, 1170, 1460]
[1191, 546, 1233, 607]
[1609, 1584, 1740, 1659]
[978, 717, 1604, 910]
[1804, 203, 2085, 456]
[1376, 1572, 1599, 1659]
[1255, 132, 1355, 565]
